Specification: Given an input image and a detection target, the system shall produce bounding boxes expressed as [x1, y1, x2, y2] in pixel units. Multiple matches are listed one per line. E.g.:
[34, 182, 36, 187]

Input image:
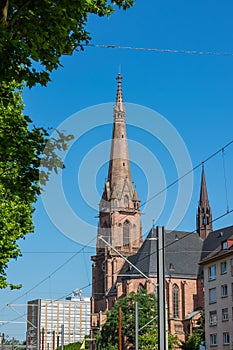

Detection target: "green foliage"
[0, 81, 73, 288]
[0, 0, 134, 289]
[0, 0, 134, 87]
[139, 326, 180, 350]
[139, 327, 157, 350]
[96, 290, 157, 349]
[181, 312, 205, 350]
[96, 290, 180, 349]
[56, 342, 82, 350]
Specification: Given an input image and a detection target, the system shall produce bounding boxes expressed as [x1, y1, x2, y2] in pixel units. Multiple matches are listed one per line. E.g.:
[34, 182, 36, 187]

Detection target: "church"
[90, 74, 233, 348]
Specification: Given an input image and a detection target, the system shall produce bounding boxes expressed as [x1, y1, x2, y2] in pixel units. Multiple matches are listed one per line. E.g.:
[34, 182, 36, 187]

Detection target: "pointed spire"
[199, 163, 209, 207]
[197, 163, 213, 239]
[114, 73, 126, 119]
[108, 73, 131, 186]
[97, 74, 142, 255]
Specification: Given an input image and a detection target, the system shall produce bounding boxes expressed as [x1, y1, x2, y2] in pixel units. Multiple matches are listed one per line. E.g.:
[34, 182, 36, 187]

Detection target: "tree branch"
[8, 0, 33, 27]
[0, 0, 9, 23]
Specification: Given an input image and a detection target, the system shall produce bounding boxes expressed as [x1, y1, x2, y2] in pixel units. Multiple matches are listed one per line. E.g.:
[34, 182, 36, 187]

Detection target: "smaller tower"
[196, 164, 213, 239]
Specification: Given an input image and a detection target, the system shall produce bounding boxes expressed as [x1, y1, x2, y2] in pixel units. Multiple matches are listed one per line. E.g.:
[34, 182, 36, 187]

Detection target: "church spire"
[97, 74, 142, 252]
[108, 73, 131, 187]
[196, 164, 213, 239]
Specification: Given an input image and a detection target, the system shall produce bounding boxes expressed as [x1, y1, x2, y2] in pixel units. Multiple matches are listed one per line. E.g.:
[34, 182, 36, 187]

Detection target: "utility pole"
[156, 226, 167, 350]
[61, 325, 64, 350]
[118, 308, 122, 350]
[41, 328, 45, 350]
[135, 302, 139, 350]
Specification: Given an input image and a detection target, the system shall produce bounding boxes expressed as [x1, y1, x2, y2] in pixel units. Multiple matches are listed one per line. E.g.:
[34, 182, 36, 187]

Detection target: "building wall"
[27, 298, 90, 350]
[203, 254, 233, 349]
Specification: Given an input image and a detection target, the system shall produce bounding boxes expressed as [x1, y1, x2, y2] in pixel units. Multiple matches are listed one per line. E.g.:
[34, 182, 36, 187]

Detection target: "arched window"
[123, 220, 130, 246]
[137, 283, 145, 292]
[124, 195, 129, 207]
[172, 284, 179, 318]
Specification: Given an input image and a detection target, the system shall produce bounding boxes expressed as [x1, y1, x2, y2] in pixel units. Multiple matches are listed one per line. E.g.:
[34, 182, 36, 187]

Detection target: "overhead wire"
[85, 44, 233, 57]
[0, 237, 96, 315]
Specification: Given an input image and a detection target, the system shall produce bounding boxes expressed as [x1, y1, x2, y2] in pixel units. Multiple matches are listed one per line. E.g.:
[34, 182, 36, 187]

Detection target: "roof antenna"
[118, 64, 121, 75]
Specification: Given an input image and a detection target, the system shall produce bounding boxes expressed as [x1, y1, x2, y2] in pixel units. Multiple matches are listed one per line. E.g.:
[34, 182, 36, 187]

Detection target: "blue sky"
[1, 0, 233, 340]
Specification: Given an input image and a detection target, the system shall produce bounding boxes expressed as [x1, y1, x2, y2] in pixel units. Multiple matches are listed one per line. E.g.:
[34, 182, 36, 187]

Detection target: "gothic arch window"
[123, 220, 130, 246]
[172, 284, 179, 319]
[114, 199, 118, 207]
[137, 283, 145, 292]
[124, 195, 129, 207]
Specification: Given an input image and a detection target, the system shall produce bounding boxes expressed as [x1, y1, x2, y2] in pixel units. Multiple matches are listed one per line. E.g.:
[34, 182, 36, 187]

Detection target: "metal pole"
[156, 226, 167, 350]
[61, 325, 64, 350]
[41, 328, 45, 350]
[135, 302, 139, 350]
[118, 308, 122, 350]
[26, 331, 28, 350]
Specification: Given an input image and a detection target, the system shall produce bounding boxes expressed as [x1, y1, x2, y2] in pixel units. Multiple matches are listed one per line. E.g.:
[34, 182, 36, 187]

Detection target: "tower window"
[124, 195, 129, 207]
[123, 162, 125, 166]
[123, 220, 130, 247]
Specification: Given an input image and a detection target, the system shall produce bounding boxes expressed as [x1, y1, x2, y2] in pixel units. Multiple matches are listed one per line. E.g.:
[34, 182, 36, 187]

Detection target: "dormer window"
[222, 241, 228, 250]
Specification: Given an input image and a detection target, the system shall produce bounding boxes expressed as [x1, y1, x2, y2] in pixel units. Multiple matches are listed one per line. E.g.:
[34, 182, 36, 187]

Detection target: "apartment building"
[200, 235, 233, 349]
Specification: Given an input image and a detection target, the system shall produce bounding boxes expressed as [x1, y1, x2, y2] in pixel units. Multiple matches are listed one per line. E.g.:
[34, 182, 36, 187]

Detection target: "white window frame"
[210, 333, 217, 346]
[221, 284, 228, 298]
[209, 287, 217, 303]
[208, 265, 216, 281]
[222, 308, 228, 321]
[209, 310, 217, 325]
[220, 261, 227, 274]
[223, 332, 230, 345]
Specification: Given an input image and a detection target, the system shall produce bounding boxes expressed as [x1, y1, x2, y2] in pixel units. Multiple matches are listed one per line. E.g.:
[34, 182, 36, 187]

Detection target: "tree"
[96, 290, 180, 349]
[139, 328, 180, 350]
[56, 342, 82, 350]
[0, 0, 134, 288]
[0, 0, 134, 87]
[0, 81, 73, 289]
[181, 312, 205, 350]
[96, 290, 157, 349]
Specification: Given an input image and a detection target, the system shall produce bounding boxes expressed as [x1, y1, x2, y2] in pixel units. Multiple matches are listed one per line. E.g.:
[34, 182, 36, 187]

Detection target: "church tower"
[196, 164, 213, 239]
[91, 74, 142, 326]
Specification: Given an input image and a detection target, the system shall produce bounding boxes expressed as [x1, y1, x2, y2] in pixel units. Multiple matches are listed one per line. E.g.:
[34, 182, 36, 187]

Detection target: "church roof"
[125, 228, 203, 279]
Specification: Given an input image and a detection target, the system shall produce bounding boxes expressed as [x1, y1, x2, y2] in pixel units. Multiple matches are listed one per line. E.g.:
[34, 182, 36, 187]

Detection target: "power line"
[0, 238, 96, 315]
[86, 44, 233, 57]
[141, 139, 233, 208]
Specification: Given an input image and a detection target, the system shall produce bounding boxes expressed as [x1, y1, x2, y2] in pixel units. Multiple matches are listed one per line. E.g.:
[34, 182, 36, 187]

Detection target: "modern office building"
[27, 290, 90, 350]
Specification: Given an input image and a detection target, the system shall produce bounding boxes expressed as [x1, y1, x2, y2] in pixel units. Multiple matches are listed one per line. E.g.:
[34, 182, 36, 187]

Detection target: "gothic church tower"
[91, 74, 142, 326]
